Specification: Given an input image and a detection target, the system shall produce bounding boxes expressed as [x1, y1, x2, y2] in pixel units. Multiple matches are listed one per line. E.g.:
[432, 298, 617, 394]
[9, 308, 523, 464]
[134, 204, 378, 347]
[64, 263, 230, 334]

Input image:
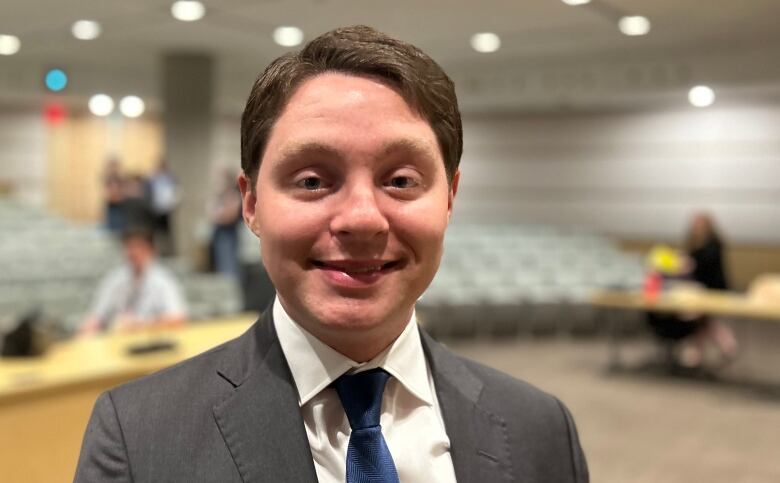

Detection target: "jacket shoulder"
[458, 356, 560, 409]
[422, 330, 589, 483]
[452, 353, 589, 482]
[108, 319, 263, 411]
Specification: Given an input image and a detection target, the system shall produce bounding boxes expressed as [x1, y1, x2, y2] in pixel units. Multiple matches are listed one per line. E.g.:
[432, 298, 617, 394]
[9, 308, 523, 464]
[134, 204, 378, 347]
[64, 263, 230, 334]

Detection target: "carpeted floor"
[447, 335, 780, 483]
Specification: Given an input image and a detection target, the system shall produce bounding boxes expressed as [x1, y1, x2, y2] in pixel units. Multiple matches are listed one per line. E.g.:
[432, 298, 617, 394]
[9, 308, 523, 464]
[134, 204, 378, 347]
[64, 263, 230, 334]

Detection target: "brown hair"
[121, 224, 155, 247]
[685, 212, 723, 252]
[240, 25, 462, 189]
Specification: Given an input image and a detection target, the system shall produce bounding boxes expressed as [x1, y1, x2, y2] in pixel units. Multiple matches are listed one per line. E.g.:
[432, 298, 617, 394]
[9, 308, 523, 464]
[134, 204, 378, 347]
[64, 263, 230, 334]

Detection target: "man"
[75, 26, 588, 482]
[147, 160, 179, 256]
[79, 225, 187, 334]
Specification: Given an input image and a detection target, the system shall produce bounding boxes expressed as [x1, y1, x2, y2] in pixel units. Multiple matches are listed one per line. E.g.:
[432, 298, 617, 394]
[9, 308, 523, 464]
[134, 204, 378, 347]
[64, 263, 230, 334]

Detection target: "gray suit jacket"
[75, 311, 588, 482]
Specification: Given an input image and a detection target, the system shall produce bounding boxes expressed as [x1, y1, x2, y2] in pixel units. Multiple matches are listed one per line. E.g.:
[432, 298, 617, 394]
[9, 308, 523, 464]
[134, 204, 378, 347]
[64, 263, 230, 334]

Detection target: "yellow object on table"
[0, 314, 257, 483]
[647, 244, 688, 276]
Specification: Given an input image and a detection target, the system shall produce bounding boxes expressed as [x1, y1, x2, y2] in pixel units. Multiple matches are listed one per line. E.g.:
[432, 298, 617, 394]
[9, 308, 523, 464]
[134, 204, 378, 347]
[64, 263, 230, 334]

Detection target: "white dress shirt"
[88, 262, 187, 329]
[273, 298, 458, 483]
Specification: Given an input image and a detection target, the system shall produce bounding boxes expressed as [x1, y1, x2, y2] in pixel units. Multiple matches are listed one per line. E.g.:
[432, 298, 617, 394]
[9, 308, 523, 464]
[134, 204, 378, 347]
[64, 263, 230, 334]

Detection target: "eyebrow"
[276, 138, 439, 165]
[377, 138, 439, 163]
[276, 142, 343, 164]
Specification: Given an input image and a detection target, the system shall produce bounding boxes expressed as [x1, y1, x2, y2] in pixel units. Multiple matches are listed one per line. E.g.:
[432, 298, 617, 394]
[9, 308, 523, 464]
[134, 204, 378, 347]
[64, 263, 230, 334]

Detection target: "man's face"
[124, 237, 154, 273]
[241, 73, 458, 351]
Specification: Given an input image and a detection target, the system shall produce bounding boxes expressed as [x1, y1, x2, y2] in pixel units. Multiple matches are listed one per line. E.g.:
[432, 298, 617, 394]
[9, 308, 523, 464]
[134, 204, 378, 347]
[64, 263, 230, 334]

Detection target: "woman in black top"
[681, 213, 738, 366]
[687, 213, 728, 290]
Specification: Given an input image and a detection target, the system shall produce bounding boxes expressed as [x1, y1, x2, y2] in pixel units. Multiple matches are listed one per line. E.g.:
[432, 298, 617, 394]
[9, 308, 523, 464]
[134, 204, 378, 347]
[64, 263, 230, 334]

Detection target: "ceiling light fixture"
[171, 1, 205, 22]
[273, 26, 304, 47]
[470, 32, 501, 53]
[561, 0, 591, 5]
[89, 94, 114, 117]
[688, 85, 715, 108]
[119, 96, 146, 118]
[619, 16, 651, 36]
[71, 20, 101, 40]
[0, 34, 21, 55]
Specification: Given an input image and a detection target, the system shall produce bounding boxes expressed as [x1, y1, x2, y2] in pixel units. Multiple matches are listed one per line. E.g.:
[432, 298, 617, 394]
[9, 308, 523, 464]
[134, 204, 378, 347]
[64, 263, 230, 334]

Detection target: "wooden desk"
[591, 289, 780, 322]
[0, 315, 257, 483]
[590, 289, 780, 371]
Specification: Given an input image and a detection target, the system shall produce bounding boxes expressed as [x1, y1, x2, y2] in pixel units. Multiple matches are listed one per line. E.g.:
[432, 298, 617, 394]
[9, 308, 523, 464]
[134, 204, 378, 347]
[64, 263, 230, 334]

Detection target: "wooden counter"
[590, 289, 780, 372]
[590, 289, 780, 321]
[0, 315, 257, 483]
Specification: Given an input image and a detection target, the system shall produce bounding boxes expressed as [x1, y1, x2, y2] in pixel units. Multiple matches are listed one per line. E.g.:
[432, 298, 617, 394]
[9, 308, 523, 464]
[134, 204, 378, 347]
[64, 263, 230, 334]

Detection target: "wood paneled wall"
[46, 115, 162, 222]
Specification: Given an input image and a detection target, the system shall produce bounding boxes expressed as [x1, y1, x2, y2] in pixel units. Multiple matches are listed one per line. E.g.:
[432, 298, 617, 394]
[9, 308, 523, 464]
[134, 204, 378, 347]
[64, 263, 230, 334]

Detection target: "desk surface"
[591, 289, 780, 321]
[0, 314, 258, 483]
[0, 314, 258, 401]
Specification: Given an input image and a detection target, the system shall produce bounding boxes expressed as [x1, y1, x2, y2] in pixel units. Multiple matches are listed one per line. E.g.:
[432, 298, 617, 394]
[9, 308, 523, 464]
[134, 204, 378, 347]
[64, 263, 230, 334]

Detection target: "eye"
[296, 176, 324, 191]
[386, 175, 419, 189]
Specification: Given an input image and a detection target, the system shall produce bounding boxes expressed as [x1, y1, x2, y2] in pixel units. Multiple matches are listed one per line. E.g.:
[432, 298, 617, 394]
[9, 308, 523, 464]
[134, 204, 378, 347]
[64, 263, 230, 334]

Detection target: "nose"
[330, 181, 389, 242]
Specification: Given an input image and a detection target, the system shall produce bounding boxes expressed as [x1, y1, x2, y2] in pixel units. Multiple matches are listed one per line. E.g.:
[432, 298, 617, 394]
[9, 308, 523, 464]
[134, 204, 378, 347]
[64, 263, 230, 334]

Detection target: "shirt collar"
[273, 297, 433, 408]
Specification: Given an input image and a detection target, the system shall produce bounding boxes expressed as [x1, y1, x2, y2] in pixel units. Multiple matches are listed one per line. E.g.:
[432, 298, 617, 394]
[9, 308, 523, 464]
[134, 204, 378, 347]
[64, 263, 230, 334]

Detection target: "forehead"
[123, 236, 152, 248]
[261, 73, 441, 165]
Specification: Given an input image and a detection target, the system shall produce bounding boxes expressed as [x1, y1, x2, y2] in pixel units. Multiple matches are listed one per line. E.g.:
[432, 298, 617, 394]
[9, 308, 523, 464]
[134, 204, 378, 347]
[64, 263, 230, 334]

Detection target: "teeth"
[346, 266, 382, 273]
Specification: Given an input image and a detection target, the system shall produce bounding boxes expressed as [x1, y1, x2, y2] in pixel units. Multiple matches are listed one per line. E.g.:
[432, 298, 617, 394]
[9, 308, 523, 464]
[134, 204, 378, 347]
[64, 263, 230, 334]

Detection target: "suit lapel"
[421, 330, 513, 483]
[212, 312, 318, 483]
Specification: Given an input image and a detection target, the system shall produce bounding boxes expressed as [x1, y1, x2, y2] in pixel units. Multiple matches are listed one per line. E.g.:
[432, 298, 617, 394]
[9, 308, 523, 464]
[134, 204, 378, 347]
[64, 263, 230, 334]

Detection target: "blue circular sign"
[45, 69, 68, 92]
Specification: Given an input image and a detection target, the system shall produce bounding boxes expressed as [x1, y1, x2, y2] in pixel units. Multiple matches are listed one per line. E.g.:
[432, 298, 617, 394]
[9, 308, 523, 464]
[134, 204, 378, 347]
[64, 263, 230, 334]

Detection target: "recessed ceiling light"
[171, 1, 205, 22]
[619, 16, 651, 36]
[0, 34, 21, 55]
[89, 94, 114, 116]
[72, 20, 101, 40]
[119, 96, 146, 118]
[273, 26, 304, 47]
[688, 85, 715, 108]
[470, 32, 501, 53]
[561, 0, 591, 5]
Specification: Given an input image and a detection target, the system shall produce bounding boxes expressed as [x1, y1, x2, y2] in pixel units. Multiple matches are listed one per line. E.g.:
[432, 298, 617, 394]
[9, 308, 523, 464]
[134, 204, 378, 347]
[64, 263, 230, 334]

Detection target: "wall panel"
[457, 104, 780, 243]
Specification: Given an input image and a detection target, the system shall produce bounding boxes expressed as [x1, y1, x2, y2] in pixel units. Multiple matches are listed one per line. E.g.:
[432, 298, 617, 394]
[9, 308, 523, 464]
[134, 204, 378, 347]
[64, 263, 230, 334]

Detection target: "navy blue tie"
[333, 368, 400, 483]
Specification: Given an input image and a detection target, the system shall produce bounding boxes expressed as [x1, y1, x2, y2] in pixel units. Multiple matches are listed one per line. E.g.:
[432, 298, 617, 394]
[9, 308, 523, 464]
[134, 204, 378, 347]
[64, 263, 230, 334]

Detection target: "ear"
[447, 169, 460, 220]
[238, 172, 261, 238]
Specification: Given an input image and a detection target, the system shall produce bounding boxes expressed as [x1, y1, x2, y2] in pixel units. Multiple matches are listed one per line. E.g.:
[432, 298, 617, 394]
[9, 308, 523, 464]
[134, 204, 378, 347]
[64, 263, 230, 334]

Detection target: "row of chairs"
[0, 199, 244, 333]
[0, 274, 242, 332]
[419, 224, 644, 337]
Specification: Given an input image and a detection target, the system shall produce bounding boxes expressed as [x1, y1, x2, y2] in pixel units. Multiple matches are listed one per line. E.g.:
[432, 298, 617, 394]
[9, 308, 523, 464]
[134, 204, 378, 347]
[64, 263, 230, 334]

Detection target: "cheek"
[391, 196, 450, 258]
[255, 198, 325, 267]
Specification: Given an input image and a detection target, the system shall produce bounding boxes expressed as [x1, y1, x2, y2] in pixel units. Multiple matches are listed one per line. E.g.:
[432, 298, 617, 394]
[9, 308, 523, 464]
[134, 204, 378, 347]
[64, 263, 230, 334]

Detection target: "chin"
[301, 295, 410, 335]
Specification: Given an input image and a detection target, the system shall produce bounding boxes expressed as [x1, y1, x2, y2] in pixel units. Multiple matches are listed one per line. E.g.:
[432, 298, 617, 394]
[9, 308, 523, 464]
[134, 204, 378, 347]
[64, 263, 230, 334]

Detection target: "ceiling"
[3, 0, 780, 111]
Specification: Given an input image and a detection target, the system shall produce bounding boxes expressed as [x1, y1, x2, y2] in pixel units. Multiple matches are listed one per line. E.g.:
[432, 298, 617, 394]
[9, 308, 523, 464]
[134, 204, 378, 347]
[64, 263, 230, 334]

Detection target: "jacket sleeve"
[556, 397, 589, 483]
[73, 391, 133, 483]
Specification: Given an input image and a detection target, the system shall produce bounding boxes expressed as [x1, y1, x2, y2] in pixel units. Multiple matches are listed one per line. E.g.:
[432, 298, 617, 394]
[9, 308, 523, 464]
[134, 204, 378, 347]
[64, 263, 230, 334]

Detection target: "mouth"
[310, 259, 402, 287]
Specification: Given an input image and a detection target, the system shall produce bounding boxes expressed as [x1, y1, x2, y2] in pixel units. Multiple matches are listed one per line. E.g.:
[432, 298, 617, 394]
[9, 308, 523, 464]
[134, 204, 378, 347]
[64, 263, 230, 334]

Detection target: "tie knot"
[333, 368, 391, 430]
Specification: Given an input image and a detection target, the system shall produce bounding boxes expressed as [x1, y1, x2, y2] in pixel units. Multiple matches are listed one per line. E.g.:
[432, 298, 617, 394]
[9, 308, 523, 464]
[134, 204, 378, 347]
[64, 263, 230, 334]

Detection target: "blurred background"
[1, 1, 780, 481]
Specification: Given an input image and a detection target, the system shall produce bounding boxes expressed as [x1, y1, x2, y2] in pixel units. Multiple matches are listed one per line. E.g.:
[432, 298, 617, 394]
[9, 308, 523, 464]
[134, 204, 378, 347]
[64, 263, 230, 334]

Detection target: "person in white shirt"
[75, 26, 588, 483]
[80, 225, 187, 334]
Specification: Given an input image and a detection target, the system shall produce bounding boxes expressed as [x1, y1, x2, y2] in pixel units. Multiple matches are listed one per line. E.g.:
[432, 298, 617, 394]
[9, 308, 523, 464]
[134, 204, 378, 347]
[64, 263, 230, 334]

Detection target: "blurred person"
[147, 160, 179, 256]
[687, 212, 728, 291]
[114, 173, 156, 236]
[680, 212, 738, 365]
[208, 167, 242, 277]
[79, 225, 187, 334]
[102, 157, 124, 234]
[75, 26, 588, 483]
[645, 213, 739, 368]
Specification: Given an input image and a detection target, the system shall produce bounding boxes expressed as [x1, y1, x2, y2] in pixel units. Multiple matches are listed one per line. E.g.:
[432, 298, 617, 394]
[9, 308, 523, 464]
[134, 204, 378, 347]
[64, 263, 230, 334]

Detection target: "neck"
[132, 259, 152, 277]
[278, 299, 411, 363]
[317, 322, 408, 363]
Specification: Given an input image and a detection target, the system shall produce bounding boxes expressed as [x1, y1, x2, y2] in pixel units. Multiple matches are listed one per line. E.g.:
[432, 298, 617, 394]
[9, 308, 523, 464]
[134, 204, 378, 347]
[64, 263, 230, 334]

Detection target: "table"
[0, 315, 257, 483]
[590, 289, 780, 370]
